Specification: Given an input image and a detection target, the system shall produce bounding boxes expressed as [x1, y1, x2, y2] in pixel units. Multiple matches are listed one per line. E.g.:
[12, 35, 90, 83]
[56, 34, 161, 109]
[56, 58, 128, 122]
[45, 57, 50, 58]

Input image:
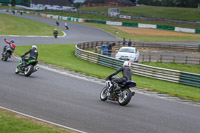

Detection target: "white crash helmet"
[123, 61, 131, 67]
[32, 45, 37, 49]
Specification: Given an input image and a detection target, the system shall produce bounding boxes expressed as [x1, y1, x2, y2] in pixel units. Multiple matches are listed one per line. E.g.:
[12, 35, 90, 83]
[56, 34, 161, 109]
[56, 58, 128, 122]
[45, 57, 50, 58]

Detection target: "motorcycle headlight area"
[106, 81, 112, 88]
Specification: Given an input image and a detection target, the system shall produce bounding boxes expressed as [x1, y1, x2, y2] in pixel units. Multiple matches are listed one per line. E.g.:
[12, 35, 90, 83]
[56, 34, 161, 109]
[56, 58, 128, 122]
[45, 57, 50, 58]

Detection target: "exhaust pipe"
[34, 67, 39, 72]
[132, 92, 135, 96]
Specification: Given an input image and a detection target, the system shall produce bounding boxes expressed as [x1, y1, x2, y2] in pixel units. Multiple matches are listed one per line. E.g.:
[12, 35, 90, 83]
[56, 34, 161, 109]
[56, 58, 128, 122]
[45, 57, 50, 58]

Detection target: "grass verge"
[141, 62, 200, 74]
[0, 13, 63, 36]
[0, 108, 72, 133]
[78, 6, 200, 22]
[14, 44, 200, 101]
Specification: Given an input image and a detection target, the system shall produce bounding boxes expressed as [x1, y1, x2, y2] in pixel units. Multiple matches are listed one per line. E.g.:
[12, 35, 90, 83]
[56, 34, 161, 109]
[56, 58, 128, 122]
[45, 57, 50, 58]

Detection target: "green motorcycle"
[15, 57, 39, 77]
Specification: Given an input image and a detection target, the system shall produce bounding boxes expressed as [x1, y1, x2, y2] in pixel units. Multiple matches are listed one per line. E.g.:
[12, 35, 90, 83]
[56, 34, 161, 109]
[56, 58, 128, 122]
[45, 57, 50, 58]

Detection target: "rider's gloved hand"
[4, 38, 6, 41]
[106, 77, 110, 81]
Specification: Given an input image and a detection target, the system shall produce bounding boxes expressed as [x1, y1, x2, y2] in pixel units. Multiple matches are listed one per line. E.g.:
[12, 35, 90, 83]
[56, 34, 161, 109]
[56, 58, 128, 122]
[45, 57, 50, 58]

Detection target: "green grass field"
[0, 13, 63, 36]
[0, 108, 71, 133]
[78, 6, 200, 22]
[14, 44, 200, 101]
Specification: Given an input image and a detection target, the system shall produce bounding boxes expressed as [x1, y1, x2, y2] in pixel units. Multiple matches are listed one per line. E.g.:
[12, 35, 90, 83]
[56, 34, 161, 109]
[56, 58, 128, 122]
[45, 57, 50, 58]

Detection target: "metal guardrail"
[85, 41, 200, 64]
[81, 41, 199, 51]
[140, 54, 200, 65]
[75, 42, 200, 88]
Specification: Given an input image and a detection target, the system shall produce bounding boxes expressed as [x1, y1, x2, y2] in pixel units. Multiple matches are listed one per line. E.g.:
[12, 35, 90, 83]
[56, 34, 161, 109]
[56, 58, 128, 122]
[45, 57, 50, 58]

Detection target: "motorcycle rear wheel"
[118, 89, 132, 106]
[2, 53, 8, 61]
[24, 65, 34, 77]
[100, 87, 108, 101]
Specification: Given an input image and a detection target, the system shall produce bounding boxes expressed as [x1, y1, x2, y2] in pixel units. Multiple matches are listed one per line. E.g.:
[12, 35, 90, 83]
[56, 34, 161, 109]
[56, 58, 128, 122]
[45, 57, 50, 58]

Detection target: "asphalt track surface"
[0, 13, 200, 133]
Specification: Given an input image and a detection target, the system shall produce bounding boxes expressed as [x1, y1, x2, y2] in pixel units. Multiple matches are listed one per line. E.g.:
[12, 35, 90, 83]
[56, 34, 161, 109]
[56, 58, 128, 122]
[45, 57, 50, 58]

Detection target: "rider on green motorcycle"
[21, 45, 38, 67]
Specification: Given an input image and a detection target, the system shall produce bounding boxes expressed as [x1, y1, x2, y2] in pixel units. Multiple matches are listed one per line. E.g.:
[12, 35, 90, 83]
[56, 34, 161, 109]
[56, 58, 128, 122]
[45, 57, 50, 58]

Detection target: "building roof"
[118, 0, 135, 6]
[83, 0, 105, 3]
[83, 0, 135, 6]
[31, 0, 71, 6]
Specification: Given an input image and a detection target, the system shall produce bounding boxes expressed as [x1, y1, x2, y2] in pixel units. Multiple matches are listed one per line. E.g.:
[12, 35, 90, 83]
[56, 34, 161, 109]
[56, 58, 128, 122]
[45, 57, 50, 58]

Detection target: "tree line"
[137, 0, 200, 8]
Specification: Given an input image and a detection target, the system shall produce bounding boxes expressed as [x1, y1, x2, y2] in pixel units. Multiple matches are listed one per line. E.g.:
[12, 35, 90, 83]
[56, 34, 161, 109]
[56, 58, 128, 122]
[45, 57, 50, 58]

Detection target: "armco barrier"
[156, 25, 175, 31]
[199, 45, 200, 52]
[196, 30, 200, 34]
[179, 72, 200, 88]
[122, 22, 138, 27]
[82, 40, 199, 52]
[75, 42, 200, 88]
[82, 41, 200, 64]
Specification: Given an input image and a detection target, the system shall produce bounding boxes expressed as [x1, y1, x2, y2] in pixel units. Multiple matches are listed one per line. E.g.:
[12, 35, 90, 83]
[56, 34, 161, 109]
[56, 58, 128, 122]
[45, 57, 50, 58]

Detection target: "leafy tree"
[161, 0, 175, 7]
[74, 2, 81, 8]
[138, 0, 200, 7]
[11, 0, 16, 6]
[68, 0, 74, 4]
[153, 0, 162, 6]
[130, 0, 137, 3]
[21, 0, 30, 6]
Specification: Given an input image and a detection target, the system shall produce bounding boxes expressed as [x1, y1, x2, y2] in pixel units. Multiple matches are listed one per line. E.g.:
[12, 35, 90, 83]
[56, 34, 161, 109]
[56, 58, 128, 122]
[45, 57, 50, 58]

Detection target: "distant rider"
[21, 45, 38, 67]
[2, 39, 16, 57]
[106, 61, 132, 91]
[64, 22, 69, 30]
[56, 21, 59, 26]
[53, 29, 58, 38]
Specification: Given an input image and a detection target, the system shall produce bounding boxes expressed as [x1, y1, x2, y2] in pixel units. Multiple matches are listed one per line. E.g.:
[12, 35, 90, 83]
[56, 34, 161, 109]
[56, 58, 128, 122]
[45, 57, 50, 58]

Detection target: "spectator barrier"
[75, 42, 200, 88]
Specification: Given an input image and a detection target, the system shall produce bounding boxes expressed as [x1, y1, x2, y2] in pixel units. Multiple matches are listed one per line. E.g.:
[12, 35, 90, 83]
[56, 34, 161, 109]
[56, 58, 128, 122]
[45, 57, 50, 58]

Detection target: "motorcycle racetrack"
[0, 12, 200, 133]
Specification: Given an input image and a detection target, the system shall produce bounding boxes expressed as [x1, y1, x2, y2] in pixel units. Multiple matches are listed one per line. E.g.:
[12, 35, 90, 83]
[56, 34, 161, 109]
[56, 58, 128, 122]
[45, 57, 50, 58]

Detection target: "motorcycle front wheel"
[15, 67, 19, 74]
[24, 65, 34, 77]
[100, 87, 108, 101]
[118, 89, 132, 106]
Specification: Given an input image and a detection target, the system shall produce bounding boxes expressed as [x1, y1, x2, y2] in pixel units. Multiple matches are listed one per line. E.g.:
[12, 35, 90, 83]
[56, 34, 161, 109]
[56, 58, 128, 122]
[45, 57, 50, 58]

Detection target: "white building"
[30, 0, 74, 11]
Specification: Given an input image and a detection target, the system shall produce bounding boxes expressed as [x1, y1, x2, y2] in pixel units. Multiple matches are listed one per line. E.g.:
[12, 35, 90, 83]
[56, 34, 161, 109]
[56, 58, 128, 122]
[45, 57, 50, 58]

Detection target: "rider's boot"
[21, 60, 26, 70]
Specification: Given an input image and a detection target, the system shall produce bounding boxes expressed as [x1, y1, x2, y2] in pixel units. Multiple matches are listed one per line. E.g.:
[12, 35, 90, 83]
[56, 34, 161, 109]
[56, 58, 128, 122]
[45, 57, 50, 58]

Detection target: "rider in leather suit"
[21, 45, 38, 67]
[2, 39, 15, 56]
[106, 61, 132, 90]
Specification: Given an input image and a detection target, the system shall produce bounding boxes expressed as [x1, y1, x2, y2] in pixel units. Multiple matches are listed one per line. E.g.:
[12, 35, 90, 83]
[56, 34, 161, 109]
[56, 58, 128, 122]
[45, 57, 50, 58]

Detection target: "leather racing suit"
[106, 66, 132, 90]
